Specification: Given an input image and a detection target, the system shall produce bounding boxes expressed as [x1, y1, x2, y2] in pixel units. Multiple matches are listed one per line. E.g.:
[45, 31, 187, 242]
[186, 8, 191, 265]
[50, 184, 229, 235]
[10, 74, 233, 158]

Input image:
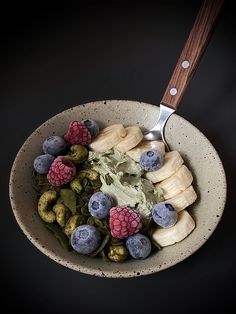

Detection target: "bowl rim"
[9, 100, 227, 277]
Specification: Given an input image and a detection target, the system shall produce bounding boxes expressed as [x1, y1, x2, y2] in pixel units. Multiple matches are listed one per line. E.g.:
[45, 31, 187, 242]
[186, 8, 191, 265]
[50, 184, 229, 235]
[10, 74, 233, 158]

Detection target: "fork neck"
[151, 104, 175, 132]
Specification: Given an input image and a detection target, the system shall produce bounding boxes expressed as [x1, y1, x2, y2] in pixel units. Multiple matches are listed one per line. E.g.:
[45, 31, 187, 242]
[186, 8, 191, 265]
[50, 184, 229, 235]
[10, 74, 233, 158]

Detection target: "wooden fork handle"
[161, 0, 224, 110]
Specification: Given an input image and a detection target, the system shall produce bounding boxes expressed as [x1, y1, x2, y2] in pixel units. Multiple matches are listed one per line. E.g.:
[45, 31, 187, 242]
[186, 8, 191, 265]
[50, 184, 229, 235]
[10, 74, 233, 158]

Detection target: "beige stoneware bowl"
[9, 100, 226, 277]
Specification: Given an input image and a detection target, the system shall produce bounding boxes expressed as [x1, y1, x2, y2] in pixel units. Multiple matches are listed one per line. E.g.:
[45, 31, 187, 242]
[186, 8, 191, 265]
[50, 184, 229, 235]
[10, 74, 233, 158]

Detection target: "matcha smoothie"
[89, 149, 163, 219]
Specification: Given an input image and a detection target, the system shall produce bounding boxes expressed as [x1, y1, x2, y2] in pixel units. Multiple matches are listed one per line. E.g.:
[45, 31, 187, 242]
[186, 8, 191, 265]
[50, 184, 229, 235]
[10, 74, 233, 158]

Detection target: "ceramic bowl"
[9, 100, 227, 277]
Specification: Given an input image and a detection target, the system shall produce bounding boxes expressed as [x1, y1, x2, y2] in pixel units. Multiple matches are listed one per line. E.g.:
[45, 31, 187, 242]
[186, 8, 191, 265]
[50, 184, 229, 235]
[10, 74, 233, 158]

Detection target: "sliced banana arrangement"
[166, 185, 197, 212]
[89, 123, 197, 249]
[126, 140, 165, 162]
[145, 150, 184, 183]
[115, 126, 143, 152]
[89, 124, 127, 152]
[157, 165, 193, 200]
[151, 210, 195, 247]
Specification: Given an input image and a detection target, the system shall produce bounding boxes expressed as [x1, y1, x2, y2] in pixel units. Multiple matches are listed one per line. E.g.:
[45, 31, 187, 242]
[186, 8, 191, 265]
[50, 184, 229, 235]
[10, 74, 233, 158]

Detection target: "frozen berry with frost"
[34, 154, 55, 174]
[43, 136, 66, 156]
[109, 207, 142, 239]
[152, 202, 177, 228]
[47, 156, 76, 186]
[81, 119, 99, 137]
[64, 121, 91, 145]
[88, 192, 113, 219]
[126, 233, 151, 259]
[71, 225, 101, 254]
[140, 149, 163, 171]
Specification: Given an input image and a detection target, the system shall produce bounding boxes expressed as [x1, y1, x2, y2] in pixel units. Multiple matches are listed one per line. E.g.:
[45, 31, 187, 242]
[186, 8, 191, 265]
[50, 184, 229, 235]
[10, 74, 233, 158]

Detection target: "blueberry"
[33, 154, 55, 174]
[43, 136, 66, 156]
[126, 233, 151, 259]
[81, 119, 99, 137]
[152, 202, 178, 228]
[71, 225, 101, 254]
[139, 149, 163, 172]
[88, 192, 113, 218]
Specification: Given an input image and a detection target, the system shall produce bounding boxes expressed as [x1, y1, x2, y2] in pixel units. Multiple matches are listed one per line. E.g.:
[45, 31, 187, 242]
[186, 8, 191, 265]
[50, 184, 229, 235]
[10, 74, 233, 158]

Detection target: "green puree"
[89, 149, 163, 219]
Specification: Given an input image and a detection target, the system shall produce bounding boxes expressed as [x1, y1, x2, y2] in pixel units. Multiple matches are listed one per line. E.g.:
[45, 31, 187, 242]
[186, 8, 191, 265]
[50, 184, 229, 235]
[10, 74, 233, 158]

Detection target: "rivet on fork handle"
[161, 0, 224, 110]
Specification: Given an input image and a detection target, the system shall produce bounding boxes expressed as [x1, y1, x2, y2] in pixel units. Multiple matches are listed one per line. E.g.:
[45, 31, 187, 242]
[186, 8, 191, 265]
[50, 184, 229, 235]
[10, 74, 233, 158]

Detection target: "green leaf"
[60, 189, 76, 214]
[81, 205, 90, 216]
[87, 216, 95, 225]
[100, 250, 110, 262]
[45, 223, 70, 251]
[94, 218, 110, 235]
[89, 234, 111, 257]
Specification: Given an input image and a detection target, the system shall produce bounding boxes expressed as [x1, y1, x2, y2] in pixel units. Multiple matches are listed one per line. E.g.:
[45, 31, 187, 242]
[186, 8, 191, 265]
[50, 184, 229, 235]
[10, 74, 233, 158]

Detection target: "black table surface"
[1, 1, 235, 313]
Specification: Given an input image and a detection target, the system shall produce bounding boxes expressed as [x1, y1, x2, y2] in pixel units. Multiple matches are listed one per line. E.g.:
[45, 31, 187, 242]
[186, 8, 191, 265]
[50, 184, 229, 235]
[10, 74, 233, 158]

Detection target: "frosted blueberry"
[152, 202, 178, 228]
[88, 192, 113, 218]
[43, 136, 66, 156]
[71, 225, 101, 254]
[33, 154, 55, 174]
[140, 150, 163, 172]
[126, 233, 152, 259]
[81, 119, 99, 137]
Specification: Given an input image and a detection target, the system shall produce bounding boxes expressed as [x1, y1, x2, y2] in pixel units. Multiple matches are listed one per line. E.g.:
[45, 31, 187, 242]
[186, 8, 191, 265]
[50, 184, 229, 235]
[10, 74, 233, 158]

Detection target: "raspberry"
[109, 207, 142, 239]
[64, 121, 91, 145]
[47, 156, 76, 186]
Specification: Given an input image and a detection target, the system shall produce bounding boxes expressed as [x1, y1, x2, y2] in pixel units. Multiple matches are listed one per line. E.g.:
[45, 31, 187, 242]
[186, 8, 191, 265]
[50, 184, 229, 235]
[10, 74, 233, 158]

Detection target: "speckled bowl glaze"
[9, 100, 226, 277]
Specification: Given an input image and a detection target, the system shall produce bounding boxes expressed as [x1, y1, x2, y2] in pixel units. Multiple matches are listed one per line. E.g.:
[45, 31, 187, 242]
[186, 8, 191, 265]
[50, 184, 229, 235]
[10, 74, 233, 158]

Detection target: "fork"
[143, 0, 224, 150]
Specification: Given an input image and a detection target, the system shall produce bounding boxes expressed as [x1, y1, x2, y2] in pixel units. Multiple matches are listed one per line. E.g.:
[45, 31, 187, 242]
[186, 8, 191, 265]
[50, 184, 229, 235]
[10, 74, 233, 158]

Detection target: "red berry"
[47, 156, 76, 186]
[64, 121, 91, 145]
[109, 207, 142, 239]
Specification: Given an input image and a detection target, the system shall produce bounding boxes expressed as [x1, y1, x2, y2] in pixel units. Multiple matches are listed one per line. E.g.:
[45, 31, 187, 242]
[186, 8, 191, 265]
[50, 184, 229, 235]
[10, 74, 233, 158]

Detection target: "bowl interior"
[9, 100, 226, 277]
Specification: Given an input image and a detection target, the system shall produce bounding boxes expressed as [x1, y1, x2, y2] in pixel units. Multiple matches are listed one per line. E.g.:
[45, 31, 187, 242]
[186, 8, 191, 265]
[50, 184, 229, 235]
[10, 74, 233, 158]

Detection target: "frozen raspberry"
[64, 121, 91, 145]
[47, 156, 76, 186]
[109, 207, 142, 239]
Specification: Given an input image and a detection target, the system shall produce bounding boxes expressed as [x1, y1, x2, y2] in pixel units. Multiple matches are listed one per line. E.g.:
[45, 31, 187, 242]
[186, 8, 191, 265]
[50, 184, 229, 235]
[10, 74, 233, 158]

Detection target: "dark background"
[1, 1, 235, 313]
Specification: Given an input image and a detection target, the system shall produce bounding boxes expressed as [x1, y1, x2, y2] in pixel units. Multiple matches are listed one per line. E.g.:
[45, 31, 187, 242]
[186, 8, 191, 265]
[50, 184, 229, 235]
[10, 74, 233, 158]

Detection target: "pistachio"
[107, 245, 128, 262]
[70, 169, 100, 195]
[64, 214, 87, 237]
[77, 169, 99, 181]
[64, 144, 88, 164]
[53, 203, 71, 227]
[70, 178, 83, 194]
[38, 190, 57, 223]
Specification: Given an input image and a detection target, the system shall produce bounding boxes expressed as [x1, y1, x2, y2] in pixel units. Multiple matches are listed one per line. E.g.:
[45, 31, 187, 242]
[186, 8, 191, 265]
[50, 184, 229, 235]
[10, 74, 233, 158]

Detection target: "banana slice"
[126, 140, 165, 162]
[165, 185, 197, 212]
[156, 165, 193, 199]
[89, 124, 127, 152]
[145, 151, 183, 183]
[115, 126, 143, 153]
[151, 210, 195, 247]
